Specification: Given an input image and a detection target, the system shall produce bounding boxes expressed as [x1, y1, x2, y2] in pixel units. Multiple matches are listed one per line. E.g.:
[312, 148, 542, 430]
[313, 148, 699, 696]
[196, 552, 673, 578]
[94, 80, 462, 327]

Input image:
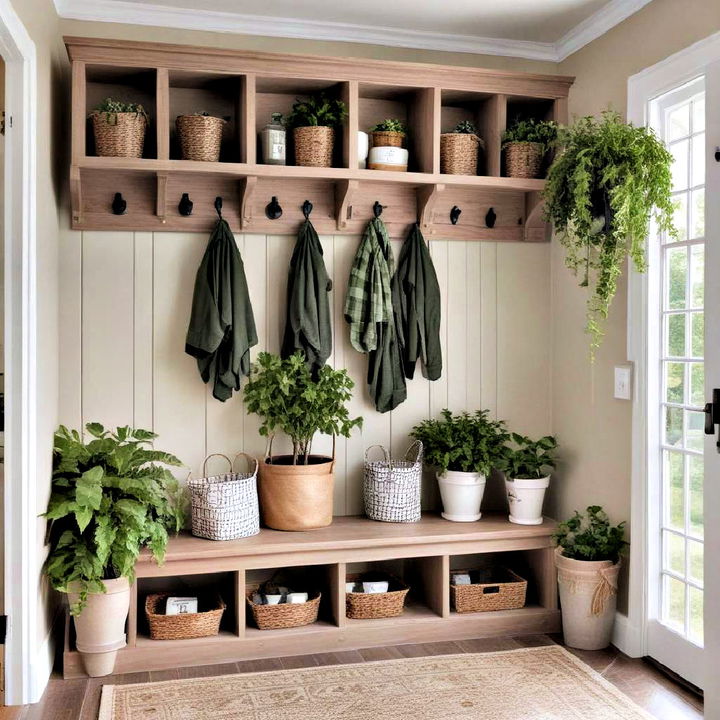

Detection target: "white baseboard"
[28, 627, 55, 705]
[612, 611, 644, 657]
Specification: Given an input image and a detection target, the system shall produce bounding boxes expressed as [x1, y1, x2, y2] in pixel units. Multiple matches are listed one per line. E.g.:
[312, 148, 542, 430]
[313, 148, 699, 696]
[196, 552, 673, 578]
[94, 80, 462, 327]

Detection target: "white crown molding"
[54, 0, 653, 63]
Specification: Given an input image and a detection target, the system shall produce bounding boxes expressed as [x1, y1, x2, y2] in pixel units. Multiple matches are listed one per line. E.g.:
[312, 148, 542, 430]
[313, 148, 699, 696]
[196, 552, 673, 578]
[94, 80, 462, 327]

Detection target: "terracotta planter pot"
[68, 576, 130, 677]
[555, 548, 621, 650]
[259, 455, 334, 530]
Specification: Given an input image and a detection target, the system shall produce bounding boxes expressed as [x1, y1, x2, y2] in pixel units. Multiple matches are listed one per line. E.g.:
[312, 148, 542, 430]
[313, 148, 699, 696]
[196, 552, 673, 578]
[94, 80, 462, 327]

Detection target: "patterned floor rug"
[99, 645, 654, 720]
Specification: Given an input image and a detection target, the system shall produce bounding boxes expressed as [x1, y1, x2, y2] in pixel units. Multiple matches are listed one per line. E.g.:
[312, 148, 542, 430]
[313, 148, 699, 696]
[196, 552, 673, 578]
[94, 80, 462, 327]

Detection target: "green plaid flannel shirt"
[344, 218, 395, 353]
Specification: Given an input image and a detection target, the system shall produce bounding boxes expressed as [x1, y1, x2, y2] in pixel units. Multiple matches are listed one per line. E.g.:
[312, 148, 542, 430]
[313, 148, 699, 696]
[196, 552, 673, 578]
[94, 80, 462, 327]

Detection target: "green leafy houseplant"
[91, 97, 149, 124]
[543, 110, 676, 352]
[451, 119, 478, 135]
[286, 93, 348, 128]
[502, 117, 558, 152]
[553, 505, 627, 563]
[410, 409, 509, 475]
[370, 118, 407, 134]
[500, 433, 557, 479]
[44, 424, 185, 614]
[243, 351, 362, 464]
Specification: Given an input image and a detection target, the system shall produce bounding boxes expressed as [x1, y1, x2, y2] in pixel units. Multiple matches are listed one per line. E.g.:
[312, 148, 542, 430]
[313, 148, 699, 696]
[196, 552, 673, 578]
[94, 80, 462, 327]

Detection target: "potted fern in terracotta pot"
[286, 92, 347, 167]
[44, 425, 185, 677]
[243, 352, 362, 530]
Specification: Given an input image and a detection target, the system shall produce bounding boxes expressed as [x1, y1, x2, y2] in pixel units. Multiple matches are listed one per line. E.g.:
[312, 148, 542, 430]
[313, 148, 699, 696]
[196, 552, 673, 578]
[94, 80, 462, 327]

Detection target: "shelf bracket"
[156, 171, 169, 225]
[524, 191, 550, 243]
[416, 183, 445, 234]
[239, 175, 258, 230]
[334, 179, 358, 231]
[70, 165, 83, 225]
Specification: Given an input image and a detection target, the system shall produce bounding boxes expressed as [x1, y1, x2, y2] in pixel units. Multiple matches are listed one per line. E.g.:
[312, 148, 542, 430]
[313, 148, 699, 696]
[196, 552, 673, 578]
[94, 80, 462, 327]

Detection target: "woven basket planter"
[247, 591, 321, 630]
[504, 141, 544, 178]
[440, 133, 483, 175]
[450, 568, 527, 613]
[371, 130, 405, 148]
[176, 114, 226, 162]
[145, 593, 226, 640]
[345, 573, 409, 620]
[294, 126, 335, 167]
[91, 112, 147, 158]
[363, 441, 423, 523]
[188, 453, 260, 541]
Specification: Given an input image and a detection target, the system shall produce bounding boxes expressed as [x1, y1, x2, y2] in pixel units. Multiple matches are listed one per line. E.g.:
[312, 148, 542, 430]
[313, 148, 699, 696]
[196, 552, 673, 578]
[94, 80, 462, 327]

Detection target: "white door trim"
[627, 29, 720, 667]
[0, 0, 38, 707]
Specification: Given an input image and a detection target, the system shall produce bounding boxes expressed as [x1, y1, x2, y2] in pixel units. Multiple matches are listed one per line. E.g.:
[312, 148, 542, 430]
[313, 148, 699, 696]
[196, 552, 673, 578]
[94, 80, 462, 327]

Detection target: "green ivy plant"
[91, 97, 149, 124]
[286, 93, 348, 128]
[370, 118, 407, 134]
[499, 433, 557, 479]
[543, 110, 676, 353]
[553, 505, 627, 563]
[451, 119, 478, 135]
[243, 352, 362, 465]
[44, 425, 186, 614]
[502, 117, 558, 153]
[410, 409, 509, 475]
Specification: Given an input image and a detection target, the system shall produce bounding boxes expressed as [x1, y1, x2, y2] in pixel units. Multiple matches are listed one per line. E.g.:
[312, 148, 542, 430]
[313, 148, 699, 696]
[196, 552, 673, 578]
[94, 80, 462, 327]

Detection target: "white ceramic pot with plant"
[44, 424, 185, 677]
[553, 506, 627, 651]
[501, 433, 557, 525]
[411, 409, 508, 523]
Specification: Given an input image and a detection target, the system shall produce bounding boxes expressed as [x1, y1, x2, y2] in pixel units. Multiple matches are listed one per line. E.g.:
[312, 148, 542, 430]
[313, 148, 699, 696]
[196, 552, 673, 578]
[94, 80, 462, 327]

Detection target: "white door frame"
[0, 0, 38, 707]
[627, 29, 720, 685]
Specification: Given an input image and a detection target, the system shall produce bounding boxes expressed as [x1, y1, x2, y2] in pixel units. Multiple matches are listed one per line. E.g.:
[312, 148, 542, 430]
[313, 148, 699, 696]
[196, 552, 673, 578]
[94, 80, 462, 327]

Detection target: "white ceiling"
[55, 0, 655, 61]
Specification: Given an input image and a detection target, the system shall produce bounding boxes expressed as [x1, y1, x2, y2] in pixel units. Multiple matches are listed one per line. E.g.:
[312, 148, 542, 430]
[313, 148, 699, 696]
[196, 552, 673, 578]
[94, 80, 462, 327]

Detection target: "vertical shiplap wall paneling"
[133, 232, 154, 431]
[446, 242, 469, 412]
[480, 243, 498, 418]
[466, 243, 483, 410]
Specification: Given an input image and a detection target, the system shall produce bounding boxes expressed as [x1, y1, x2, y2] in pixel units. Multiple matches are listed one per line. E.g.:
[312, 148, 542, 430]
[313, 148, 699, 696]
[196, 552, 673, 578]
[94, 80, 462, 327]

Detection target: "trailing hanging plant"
[91, 97, 149, 124]
[502, 117, 558, 153]
[286, 93, 348, 129]
[553, 505, 627, 563]
[543, 110, 676, 352]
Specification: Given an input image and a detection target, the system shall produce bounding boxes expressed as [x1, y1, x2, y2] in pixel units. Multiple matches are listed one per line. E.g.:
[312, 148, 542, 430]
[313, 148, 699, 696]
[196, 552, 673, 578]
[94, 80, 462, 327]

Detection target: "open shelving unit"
[66, 36, 573, 241]
[62, 514, 560, 678]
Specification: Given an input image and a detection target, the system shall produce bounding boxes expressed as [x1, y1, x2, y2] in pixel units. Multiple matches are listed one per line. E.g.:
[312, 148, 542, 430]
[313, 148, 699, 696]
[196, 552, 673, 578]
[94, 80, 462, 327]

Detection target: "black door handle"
[705, 388, 720, 452]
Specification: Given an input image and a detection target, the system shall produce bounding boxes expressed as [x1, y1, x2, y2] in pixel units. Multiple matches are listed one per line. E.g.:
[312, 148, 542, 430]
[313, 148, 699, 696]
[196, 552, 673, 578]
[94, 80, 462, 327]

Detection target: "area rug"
[98, 645, 654, 720]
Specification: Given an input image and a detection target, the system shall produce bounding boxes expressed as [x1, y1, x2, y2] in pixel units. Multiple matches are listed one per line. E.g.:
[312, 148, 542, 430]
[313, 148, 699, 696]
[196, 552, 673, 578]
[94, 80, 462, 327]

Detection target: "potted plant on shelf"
[543, 110, 676, 353]
[285, 92, 348, 168]
[44, 424, 185, 677]
[502, 117, 558, 179]
[440, 119, 484, 176]
[410, 409, 508, 522]
[176, 111, 227, 162]
[243, 352, 362, 531]
[90, 97, 149, 158]
[368, 118, 408, 172]
[499, 433, 557, 525]
[553, 506, 627, 650]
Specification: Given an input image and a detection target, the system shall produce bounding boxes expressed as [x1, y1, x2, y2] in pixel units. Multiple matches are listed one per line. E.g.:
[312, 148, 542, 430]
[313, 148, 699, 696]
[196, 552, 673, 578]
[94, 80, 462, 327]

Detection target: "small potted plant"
[440, 119, 484, 175]
[499, 434, 557, 525]
[286, 92, 348, 168]
[176, 110, 227, 162]
[410, 409, 508, 522]
[44, 424, 185, 677]
[90, 97, 149, 158]
[368, 118, 408, 171]
[243, 352, 362, 530]
[502, 117, 558, 178]
[553, 506, 627, 650]
[370, 118, 406, 148]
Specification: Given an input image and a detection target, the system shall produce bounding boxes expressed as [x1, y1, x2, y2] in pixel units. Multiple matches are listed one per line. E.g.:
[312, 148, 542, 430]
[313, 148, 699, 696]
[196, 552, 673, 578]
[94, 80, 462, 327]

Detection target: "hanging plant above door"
[543, 110, 677, 353]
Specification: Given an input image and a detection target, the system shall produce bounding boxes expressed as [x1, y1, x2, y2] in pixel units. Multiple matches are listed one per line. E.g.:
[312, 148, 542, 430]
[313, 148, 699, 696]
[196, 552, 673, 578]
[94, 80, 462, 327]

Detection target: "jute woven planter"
[294, 126, 335, 167]
[247, 591, 321, 630]
[91, 112, 147, 158]
[176, 114, 226, 162]
[145, 593, 225, 640]
[440, 133, 482, 175]
[505, 141, 544, 178]
[371, 130, 405, 148]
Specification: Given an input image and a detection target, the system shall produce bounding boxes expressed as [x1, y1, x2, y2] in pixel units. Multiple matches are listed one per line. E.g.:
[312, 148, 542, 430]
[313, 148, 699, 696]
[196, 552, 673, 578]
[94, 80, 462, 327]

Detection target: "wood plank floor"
[1, 634, 703, 720]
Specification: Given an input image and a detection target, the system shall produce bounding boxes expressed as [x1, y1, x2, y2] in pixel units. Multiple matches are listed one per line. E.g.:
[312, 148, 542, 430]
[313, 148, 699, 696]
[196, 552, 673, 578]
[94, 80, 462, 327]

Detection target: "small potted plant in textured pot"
[368, 118, 408, 171]
[502, 117, 558, 178]
[553, 506, 627, 650]
[44, 425, 185, 676]
[411, 409, 508, 522]
[499, 433, 557, 525]
[244, 352, 362, 530]
[90, 98, 149, 158]
[440, 119, 484, 175]
[176, 111, 227, 162]
[286, 92, 347, 167]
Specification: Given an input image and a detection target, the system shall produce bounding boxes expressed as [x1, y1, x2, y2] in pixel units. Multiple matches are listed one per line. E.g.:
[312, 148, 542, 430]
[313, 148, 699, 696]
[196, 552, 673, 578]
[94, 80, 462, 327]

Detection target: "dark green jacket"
[395, 225, 442, 381]
[281, 219, 332, 374]
[185, 218, 258, 401]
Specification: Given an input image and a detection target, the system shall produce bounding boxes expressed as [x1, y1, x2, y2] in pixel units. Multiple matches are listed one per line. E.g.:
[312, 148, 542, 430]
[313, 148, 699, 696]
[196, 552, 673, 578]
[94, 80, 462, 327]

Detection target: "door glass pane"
[691, 133, 705, 186]
[666, 314, 686, 356]
[689, 455, 703, 538]
[670, 193, 688, 242]
[663, 451, 685, 531]
[689, 362, 704, 406]
[686, 410, 705, 451]
[666, 247, 687, 308]
[689, 586, 703, 645]
[690, 244, 704, 306]
[664, 407, 684, 446]
[691, 312, 704, 356]
[663, 531, 685, 576]
[688, 539, 703, 585]
[691, 188, 705, 238]
[667, 103, 690, 140]
[670, 140, 689, 189]
[692, 96, 705, 132]
[663, 575, 686, 631]
[665, 361, 685, 404]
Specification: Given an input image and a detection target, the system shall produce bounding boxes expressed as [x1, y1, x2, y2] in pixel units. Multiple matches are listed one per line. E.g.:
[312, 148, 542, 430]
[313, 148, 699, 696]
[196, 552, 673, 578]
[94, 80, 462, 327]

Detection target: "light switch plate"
[614, 363, 633, 400]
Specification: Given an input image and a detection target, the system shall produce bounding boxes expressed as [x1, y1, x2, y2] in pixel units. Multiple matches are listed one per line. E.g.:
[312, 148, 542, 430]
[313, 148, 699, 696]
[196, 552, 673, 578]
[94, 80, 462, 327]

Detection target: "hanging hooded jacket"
[395, 224, 442, 380]
[281, 219, 332, 375]
[185, 218, 258, 401]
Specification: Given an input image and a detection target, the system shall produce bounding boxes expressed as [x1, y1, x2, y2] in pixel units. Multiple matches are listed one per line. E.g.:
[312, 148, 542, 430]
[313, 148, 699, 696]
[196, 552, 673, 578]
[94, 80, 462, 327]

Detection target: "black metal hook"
[302, 200, 313, 219]
[178, 193, 193, 217]
[715, 146, 720, 162]
[214, 196, 223, 219]
[485, 207, 497, 229]
[450, 206, 462, 225]
[265, 196, 283, 220]
[111, 192, 127, 216]
[373, 201, 385, 218]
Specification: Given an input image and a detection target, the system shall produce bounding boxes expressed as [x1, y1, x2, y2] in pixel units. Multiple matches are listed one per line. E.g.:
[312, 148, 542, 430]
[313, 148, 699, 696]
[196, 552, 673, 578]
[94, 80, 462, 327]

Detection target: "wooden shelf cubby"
[62, 514, 560, 678]
[67, 36, 573, 240]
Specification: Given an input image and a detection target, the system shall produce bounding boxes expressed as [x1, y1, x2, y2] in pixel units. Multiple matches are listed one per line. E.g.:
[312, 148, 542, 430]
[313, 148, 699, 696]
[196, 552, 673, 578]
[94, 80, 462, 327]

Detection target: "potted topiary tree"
[553, 506, 627, 650]
[243, 352, 362, 531]
[410, 409, 508, 522]
[44, 424, 185, 677]
[499, 433, 557, 525]
[502, 117, 558, 178]
[286, 92, 348, 167]
[90, 97, 149, 158]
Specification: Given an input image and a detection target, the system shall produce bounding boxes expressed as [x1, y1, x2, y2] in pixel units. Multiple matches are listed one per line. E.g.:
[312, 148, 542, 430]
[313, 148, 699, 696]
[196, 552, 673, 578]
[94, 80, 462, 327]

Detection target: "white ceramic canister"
[368, 146, 408, 171]
[358, 131, 369, 169]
